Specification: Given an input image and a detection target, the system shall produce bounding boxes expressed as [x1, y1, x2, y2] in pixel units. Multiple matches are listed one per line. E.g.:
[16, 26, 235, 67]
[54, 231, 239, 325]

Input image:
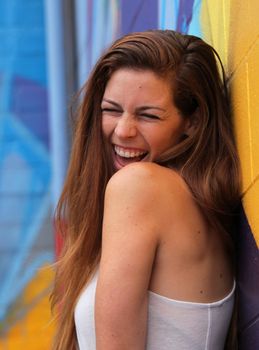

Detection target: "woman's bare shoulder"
[106, 162, 189, 199]
[105, 163, 195, 236]
[107, 162, 163, 185]
[104, 163, 161, 221]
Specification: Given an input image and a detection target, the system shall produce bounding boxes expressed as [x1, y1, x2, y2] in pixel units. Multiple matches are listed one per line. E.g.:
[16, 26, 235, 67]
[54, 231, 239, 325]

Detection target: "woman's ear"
[183, 110, 199, 137]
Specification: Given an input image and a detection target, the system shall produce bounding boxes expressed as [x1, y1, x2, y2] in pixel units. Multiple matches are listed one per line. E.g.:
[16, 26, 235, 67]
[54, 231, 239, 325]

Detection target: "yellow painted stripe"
[0, 266, 55, 349]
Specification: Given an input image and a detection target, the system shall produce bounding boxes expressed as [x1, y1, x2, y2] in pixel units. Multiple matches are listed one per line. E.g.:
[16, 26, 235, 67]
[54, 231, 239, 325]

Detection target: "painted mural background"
[0, 0, 258, 348]
[0, 0, 54, 348]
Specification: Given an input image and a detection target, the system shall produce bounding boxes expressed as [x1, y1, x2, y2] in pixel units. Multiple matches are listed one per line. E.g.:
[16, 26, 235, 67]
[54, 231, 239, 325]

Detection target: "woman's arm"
[95, 164, 160, 350]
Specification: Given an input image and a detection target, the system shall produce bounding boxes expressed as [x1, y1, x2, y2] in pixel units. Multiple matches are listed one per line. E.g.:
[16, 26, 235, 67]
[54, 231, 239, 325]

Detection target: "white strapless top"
[74, 272, 235, 350]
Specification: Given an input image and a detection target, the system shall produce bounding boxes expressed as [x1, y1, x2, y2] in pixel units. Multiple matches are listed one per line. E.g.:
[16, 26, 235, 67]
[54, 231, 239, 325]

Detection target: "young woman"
[51, 30, 241, 349]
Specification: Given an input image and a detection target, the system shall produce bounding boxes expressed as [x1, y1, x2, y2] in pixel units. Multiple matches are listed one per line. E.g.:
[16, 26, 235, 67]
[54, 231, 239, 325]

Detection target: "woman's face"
[101, 68, 189, 171]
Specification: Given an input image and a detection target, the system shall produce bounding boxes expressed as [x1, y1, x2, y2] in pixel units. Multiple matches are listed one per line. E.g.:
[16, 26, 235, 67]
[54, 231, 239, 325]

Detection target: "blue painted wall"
[0, 0, 257, 347]
[0, 0, 54, 346]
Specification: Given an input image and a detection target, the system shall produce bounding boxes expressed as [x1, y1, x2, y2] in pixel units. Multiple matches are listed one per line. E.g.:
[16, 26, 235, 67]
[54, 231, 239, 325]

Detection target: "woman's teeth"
[114, 145, 146, 158]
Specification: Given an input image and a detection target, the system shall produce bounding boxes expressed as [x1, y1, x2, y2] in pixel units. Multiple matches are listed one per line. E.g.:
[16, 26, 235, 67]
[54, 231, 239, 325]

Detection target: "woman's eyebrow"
[102, 98, 122, 109]
[136, 106, 166, 112]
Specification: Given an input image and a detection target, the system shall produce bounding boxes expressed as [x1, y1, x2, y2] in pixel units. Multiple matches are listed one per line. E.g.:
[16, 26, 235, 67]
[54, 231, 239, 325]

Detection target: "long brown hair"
[51, 30, 241, 349]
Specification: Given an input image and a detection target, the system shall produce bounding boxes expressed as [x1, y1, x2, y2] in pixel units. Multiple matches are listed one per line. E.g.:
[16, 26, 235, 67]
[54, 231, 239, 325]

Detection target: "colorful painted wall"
[0, 0, 54, 348]
[0, 0, 258, 348]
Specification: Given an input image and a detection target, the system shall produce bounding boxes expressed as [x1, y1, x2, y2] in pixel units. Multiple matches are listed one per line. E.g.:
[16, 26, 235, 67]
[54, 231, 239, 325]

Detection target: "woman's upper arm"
[95, 164, 160, 350]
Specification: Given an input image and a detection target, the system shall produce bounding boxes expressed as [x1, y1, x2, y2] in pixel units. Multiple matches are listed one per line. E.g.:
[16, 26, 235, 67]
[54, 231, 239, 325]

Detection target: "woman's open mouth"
[113, 145, 148, 169]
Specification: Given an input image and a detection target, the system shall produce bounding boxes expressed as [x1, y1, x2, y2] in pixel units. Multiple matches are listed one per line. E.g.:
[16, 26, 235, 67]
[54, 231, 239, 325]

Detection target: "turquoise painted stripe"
[187, 0, 202, 36]
[159, 0, 178, 30]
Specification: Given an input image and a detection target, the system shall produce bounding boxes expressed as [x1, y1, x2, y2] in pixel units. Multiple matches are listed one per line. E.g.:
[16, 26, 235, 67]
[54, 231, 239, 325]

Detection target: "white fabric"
[75, 272, 98, 350]
[74, 271, 235, 350]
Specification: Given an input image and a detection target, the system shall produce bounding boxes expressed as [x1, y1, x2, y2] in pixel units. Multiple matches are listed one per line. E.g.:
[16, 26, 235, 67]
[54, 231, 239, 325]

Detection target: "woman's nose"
[114, 115, 137, 138]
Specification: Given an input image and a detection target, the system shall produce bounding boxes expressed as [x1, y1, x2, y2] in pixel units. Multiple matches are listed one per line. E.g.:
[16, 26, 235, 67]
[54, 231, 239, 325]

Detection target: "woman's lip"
[112, 146, 149, 170]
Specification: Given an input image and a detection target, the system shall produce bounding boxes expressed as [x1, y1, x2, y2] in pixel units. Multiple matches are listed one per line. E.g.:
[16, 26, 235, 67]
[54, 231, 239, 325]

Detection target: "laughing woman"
[51, 30, 241, 350]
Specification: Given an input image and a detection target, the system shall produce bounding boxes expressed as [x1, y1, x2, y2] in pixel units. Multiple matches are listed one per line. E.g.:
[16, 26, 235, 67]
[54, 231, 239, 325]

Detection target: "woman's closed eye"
[101, 108, 122, 114]
[140, 113, 160, 120]
[101, 108, 161, 120]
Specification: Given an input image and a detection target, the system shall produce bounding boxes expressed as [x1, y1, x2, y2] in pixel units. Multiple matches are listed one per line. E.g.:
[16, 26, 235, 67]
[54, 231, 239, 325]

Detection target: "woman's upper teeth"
[114, 145, 146, 158]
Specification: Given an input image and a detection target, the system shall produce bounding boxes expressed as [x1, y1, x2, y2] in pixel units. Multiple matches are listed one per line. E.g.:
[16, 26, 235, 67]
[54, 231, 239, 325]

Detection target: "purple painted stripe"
[121, 0, 158, 36]
[176, 0, 195, 33]
[237, 206, 259, 349]
[11, 76, 49, 148]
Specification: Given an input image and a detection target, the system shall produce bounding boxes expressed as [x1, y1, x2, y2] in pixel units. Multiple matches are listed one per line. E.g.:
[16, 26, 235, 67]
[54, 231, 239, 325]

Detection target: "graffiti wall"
[0, 0, 258, 348]
[0, 0, 54, 348]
